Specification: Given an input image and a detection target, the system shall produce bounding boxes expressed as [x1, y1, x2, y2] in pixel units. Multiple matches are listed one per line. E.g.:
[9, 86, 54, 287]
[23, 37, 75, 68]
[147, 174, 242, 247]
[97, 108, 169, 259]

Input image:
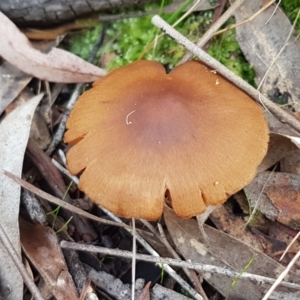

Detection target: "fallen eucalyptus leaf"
[20, 219, 79, 300]
[235, 0, 300, 111]
[0, 93, 43, 300]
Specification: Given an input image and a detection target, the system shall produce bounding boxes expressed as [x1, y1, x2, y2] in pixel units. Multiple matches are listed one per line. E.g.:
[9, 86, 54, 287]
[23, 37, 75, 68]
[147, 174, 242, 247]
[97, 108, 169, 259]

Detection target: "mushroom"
[64, 60, 269, 220]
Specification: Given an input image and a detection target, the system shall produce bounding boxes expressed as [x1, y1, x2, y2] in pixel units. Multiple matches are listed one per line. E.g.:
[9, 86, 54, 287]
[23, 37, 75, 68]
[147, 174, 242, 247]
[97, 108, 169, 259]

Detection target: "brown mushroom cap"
[64, 60, 269, 220]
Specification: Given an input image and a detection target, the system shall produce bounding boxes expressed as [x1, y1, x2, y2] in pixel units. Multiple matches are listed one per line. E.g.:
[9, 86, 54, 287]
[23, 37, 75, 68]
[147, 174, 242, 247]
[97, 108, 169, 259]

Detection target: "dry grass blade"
[214, 0, 276, 35]
[4, 171, 132, 229]
[262, 250, 300, 299]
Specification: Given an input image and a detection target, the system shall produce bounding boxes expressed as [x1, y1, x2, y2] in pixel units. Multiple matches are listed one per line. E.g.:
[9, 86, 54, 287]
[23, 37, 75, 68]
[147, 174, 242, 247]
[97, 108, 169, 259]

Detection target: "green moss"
[103, 12, 212, 70]
[65, 23, 103, 63]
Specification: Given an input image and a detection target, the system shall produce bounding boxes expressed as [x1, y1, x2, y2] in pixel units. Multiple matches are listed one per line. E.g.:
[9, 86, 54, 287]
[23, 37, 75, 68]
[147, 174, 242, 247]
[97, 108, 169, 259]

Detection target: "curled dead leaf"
[0, 12, 106, 83]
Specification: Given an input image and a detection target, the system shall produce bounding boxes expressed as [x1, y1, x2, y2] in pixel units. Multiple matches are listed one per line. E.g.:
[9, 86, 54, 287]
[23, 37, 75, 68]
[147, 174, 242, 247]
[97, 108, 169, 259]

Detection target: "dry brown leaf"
[264, 173, 300, 230]
[209, 205, 265, 252]
[20, 219, 79, 300]
[0, 12, 106, 83]
[245, 171, 300, 230]
[164, 205, 300, 299]
[137, 281, 151, 300]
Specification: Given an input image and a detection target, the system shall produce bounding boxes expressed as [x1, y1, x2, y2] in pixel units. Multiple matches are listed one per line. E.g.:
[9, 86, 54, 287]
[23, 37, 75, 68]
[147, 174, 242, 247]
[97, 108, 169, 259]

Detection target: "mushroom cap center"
[116, 78, 199, 148]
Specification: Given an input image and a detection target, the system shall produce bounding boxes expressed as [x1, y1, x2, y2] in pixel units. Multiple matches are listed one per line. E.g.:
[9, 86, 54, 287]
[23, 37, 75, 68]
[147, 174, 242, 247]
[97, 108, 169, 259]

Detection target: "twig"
[52, 158, 79, 184]
[60, 241, 300, 291]
[132, 218, 136, 300]
[262, 250, 300, 300]
[151, 15, 300, 133]
[0, 223, 44, 300]
[180, 0, 246, 63]
[157, 223, 180, 260]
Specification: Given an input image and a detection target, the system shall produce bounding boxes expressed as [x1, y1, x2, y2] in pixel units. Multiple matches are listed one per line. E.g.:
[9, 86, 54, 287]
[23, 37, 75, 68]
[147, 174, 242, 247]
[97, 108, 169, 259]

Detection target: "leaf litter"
[1, 1, 300, 300]
[0, 11, 106, 83]
[0, 93, 43, 300]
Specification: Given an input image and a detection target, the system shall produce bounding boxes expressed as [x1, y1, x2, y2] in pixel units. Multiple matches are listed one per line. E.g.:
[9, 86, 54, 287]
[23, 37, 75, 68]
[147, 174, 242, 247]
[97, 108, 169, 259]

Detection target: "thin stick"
[52, 158, 79, 184]
[4, 171, 131, 229]
[131, 218, 136, 300]
[60, 241, 300, 291]
[0, 223, 44, 300]
[151, 15, 300, 133]
[54, 149, 79, 184]
[262, 250, 300, 300]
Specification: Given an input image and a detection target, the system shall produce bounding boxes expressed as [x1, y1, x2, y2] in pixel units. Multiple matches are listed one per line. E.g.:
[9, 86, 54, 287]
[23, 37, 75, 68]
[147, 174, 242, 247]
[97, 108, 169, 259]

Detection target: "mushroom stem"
[151, 15, 300, 134]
